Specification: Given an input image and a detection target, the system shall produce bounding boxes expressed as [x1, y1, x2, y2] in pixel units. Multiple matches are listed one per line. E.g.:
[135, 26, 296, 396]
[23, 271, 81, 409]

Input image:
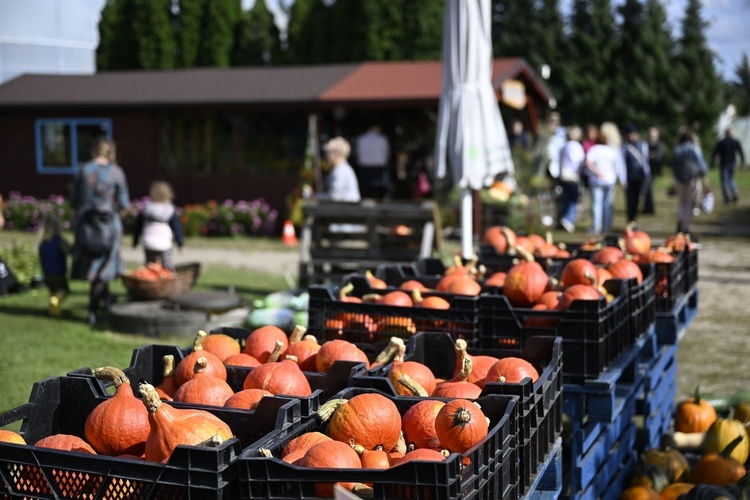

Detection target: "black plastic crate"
[629, 264, 656, 344]
[685, 248, 698, 291]
[477, 246, 568, 277]
[0, 375, 302, 499]
[237, 387, 519, 500]
[68, 342, 367, 419]
[352, 332, 562, 493]
[308, 284, 482, 345]
[479, 279, 630, 383]
[651, 251, 686, 312]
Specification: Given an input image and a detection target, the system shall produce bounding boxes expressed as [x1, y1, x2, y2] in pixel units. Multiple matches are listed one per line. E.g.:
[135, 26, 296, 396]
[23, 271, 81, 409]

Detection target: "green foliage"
[0, 242, 41, 285]
[730, 54, 750, 116]
[673, 0, 724, 152]
[493, 1, 531, 59]
[232, 0, 277, 66]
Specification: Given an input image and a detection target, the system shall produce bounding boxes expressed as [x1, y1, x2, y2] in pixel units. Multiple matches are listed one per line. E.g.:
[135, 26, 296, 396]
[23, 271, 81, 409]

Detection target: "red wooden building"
[0, 58, 552, 218]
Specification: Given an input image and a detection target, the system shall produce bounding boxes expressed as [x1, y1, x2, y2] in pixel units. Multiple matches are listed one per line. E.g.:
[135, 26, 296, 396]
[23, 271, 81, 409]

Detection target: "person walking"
[355, 125, 390, 200]
[622, 124, 651, 224]
[38, 214, 70, 317]
[712, 127, 746, 204]
[672, 130, 709, 234]
[584, 125, 623, 235]
[132, 180, 185, 270]
[70, 138, 130, 326]
[643, 126, 664, 214]
[557, 125, 585, 233]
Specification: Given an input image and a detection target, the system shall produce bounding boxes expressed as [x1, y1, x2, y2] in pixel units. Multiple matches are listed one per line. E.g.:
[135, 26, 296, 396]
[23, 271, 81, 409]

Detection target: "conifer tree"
[673, 0, 724, 150]
[232, 0, 278, 66]
[612, 0, 652, 127]
[492, 0, 529, 60]
[731, 53, 750, 116]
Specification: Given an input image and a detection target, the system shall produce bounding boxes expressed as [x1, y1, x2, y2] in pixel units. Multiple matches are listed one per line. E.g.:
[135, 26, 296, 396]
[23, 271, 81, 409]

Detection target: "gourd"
[84, 366, 149, 456]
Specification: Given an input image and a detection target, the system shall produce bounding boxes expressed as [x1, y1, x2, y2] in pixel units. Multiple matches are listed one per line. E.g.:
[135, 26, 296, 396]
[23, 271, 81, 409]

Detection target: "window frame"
[35, 118, 113, 175]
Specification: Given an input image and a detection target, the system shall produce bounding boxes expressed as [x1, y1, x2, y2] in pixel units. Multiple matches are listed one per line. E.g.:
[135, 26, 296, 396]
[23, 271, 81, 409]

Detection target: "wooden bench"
[298, 199, 442, 287]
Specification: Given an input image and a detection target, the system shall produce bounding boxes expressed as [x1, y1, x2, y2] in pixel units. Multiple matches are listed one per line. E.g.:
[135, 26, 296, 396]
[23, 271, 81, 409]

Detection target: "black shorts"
[44, 274, 69, 294]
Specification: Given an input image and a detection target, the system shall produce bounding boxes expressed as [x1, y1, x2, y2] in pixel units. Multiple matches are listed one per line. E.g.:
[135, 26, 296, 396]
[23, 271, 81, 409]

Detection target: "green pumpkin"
[630, 458, 670, 493]
[643, 437, 691, 483]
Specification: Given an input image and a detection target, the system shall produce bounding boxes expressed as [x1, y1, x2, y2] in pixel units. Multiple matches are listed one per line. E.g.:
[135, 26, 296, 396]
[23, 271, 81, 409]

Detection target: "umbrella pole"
[460, 188, 474, 259]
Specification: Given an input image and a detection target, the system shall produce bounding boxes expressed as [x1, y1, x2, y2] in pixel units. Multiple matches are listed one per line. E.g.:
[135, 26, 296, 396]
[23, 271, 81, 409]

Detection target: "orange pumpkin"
[658, 483, 695, 500]
[400, 280, 428, 292]
[561, 259, 599, 287]
[283, 325, 320, 372]
[201, 333, 240, 362]
[435, 399, 489, 453]
[503, 251, 549, 307]
[623, 223, 652, 256]
[35, 434, 96, 454]
[453, 338, 499, 385]
[396, 448, 447, 465]
[381, 290, 413, 307]
[483, 226, 516, 254]
[619, 486, 660, 500]
[674, 386, 717, 433]
[432, 355, 482, 399]
[139, 383, 232, 463]
[692, 435, 747, 486]
[316, 339, 369, 373]
[175, 331, 227, 386]
[173, 357, 234, 406]
[556, 284, 603, 311]
[282, 431, 332, 458]
[592, 246, 624, 265]
[351, 443, 391, 469]
[243, 356, 312, 397]
[319, 393, 402, 452]
[0, 429, 25, 445]
[401, 400, 445, 451]
[84, 366, 149, 456]
[155, 354, 179, 399]
[481, 357, 539, 387]
[244, 325, 290, 363]
[608, 259, 644, 284]
[388, 344, 436, 396]
[223, 389, 272, 410]
[299, 440, 366, 498]
[223, 352, 262, 368]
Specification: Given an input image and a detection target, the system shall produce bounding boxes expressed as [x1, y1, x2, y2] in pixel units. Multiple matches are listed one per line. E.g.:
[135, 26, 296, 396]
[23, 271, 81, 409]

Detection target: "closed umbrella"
[435, 0, 514, 258]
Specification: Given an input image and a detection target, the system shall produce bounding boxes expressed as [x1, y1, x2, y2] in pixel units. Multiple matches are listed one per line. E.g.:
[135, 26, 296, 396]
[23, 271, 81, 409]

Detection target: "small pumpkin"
[381, 290, 413, 307]
[592, 246, 625, 265]
[623, 223, 652, 256]
[401, 400, 445, 451]
[447, 276, 482, 296]
[84, 366, 150, 456]
[395, 448, 448, 465]
[244, 325, 290, 363]
[388, 344, 436, 396]
[201, 333, 240, 362]
[556, 284, 603, 311]
[351, 442, 390, 469]
[675, 386, 718, 433]
[139, 382, 232, 463]
[400, 279, 428, 292]
[365, 270, 387, 289]
[316, 339, 369, 373]
[483, 226, 516, 254]
[35, 434, 96, 454]
[658, 483, 695, 500]
[703, 410, 750, 465]
[0, 430, 25, 445]
[412, 289, 450, 309]
[481, 357, 540, 388]
[561, 258, 599, 287]
[282, 431, 332, 458]
[283, 325, 320, 372]
[318, 393, 402, 452]
[432, 355, 482, 399]
[173, 357, 234, 406]
[435, 399, 489, 453]
[175, 331, 227, 386]
[629, 458, 670, 493]
[503, 250, 549, 307]
[299, 440, 369, 498]
[692, 435, 747, 486]
[619, 486, 660, 500]
[243, 354, 312, 397]
[484, 271, 507, 288]
[223, 389, 272, 410]
[734, 401, 750, 425]
[453, 338, 499, 385]
[223, 352, 262, 368]
[642, 436, 691, 484]
[608, 259, 644, 284]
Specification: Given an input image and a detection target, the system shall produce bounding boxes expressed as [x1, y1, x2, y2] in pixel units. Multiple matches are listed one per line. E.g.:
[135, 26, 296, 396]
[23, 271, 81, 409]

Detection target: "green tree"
[176, 0, 241, 68]
[285, 0, 334, 64]
[673, 0, 724, 150]
[492, 1, 531, 60]
[557, 0, 617, 126]
[401, 0, 443, 60]
[96, 0, 175, 70]
[232, 0, 279, 66]
[731, 53, 750, 116]
[529, 0, 565, 99]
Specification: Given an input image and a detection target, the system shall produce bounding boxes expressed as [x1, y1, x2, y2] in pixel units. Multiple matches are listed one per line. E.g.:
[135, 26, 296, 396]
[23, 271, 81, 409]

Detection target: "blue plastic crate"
[523, 437, 563, 499]
[655, 287, 699, 345]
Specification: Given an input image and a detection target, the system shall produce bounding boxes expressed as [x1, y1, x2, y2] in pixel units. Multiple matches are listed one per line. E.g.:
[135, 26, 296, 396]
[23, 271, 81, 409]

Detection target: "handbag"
[699, 189, 715, 215]
[75, 208, 117, 256]
[413, 170, 432, 198]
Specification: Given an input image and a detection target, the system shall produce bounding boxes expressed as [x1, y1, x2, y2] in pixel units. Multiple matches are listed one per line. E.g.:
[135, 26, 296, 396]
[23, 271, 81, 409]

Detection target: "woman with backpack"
[671, 130, 708, 234]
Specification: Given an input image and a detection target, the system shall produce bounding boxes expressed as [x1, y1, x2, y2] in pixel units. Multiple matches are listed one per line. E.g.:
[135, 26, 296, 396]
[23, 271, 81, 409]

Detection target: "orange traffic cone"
[282, 219, 298, 246]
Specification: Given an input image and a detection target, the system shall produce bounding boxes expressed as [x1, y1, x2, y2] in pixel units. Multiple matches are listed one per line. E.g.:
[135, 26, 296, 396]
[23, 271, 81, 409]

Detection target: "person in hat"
[621, 123, 651, 224]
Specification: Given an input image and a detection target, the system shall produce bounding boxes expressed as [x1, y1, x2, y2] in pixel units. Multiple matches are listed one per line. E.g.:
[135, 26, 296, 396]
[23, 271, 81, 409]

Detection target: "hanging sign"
[501, 79, 527, 109]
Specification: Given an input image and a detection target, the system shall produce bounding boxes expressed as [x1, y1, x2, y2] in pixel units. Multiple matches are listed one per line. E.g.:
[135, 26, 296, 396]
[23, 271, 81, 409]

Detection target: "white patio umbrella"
[435, 0, 514, 258]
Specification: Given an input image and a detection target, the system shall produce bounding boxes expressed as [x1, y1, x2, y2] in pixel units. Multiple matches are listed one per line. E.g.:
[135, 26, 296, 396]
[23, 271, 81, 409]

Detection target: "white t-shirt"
[325, 162, 361, 202]
[356, 130, 390, 167]
[559, 140, 585, 182]
[586, 144, 622, 187]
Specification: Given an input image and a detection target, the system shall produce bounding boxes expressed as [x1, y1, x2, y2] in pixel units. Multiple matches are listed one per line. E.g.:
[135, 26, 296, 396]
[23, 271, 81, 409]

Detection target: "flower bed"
[2, 191, 72, 232]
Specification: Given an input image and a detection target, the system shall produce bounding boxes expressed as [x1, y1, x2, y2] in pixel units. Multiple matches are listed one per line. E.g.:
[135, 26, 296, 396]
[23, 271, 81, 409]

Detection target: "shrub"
[2, 192, 72, 232]
[0, 241, 42, 285]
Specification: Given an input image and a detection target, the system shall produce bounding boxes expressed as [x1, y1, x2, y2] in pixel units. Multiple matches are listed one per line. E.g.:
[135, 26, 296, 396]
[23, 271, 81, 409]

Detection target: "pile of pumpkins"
[620, 387, 750, 499]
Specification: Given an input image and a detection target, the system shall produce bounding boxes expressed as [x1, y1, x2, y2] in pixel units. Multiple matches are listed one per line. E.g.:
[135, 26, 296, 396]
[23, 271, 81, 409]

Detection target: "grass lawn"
[0, 264, 287, 417]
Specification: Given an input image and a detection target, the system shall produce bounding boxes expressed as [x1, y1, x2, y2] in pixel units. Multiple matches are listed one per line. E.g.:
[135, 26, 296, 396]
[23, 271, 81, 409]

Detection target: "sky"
[253, 0, 750, 81]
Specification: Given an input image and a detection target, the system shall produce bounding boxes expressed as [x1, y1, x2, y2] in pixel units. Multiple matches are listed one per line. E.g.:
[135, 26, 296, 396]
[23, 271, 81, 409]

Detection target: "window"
[35, 118, 112, 174]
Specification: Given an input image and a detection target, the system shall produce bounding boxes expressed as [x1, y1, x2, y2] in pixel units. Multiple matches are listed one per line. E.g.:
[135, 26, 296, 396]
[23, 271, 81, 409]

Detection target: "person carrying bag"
[75, 208, 117, 256]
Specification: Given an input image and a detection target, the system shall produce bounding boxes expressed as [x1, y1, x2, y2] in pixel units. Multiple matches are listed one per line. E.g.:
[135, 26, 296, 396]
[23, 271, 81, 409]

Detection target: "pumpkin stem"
[317, 399, 347, 422]
[617, 238, 627, 254]
[515, 245, 535, 262]
[301, 334, 319, 344]
[285, 355, 299, 363]
[452, 255, 462, 269]
[362, 293, 383, 303]
[452, 408, 472, 427]
[584, 270, 598, 287]
[407, 443, 416, 452]
[374, 337, 404, 365]
[728, 407, 736, 422]
[545, 231, 553, 245]
[266, 340, 285, 363]
[193, 330, 207, 351]
[496, 375, 507, 384]
[162, 355, 175, 378]
[393, 343, 406, 364]
[476, 264, 487, 279]
[456, 355, 473, 382]
[92, 366, 130, 388]
[694, 385, 702, 405]
[193, 357, 208, 374]
[396, 373, 428, 397]
[339, 282, 355, 300]
[139, 382, 162, 413]
[258, 448, 273, 458]
[288, 325, 307, 344]
[440, 449, 450, 457]
[720, 435, 745, 459]
[352, 483, 374, 498]
[197, 433, 224, 448]
[393, 432, 407, 454]
[350, 439, 365, 455]
[412, 288, 424, 306]
[467, 255, 479, 276]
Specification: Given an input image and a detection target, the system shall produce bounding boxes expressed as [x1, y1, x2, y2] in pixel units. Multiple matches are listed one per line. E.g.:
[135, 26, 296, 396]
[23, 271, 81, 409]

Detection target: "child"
[38, 214, 70, 317]
[132, 181, 184, 270]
